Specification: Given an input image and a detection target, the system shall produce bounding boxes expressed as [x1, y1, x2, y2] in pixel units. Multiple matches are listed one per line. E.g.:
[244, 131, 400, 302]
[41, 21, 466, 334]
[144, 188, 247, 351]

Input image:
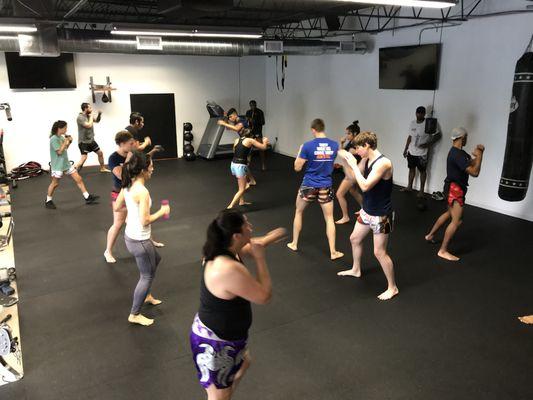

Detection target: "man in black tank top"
[336, 131, 399, 301]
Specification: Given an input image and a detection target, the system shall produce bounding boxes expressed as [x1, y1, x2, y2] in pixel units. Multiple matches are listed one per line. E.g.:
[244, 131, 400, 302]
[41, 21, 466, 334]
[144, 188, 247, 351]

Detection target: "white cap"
[451, 127, 468, 140]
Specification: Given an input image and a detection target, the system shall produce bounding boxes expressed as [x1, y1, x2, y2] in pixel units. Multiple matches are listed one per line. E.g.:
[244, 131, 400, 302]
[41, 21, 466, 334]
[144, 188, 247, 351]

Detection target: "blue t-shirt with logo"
[299, 137, 339, 188]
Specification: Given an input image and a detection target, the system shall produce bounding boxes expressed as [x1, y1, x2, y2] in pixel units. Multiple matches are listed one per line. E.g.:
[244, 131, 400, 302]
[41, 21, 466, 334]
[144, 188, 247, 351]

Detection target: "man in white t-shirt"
[401, 106, 439, 197]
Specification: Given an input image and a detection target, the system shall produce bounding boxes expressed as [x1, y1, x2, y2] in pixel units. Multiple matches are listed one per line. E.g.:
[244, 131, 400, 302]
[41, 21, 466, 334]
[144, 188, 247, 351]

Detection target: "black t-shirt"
[108, 151, 126, 192]
[125, 125, 144, 142]
[445, 147, 471, 192]
[245, 108, 265, 135]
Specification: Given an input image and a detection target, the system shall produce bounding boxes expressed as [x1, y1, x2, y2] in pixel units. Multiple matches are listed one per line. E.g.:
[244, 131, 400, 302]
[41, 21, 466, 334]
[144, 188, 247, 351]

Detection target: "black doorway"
[130, 93, 178, 159]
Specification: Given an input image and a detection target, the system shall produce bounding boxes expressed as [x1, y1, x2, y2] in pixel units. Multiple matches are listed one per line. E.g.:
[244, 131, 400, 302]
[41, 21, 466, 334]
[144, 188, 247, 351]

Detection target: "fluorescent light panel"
[0, 25, 37, 33]
[163, 41, 233, 48]
[98, 39, 234, 48]
[0, 36, 17, 40]
[111, 30, 261, 39]
[342, 0, 455, 8]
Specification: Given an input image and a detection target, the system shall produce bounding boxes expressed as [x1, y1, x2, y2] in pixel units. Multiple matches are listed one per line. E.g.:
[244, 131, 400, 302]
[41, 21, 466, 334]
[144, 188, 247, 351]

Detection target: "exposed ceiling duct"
[0, 30, 367, 56]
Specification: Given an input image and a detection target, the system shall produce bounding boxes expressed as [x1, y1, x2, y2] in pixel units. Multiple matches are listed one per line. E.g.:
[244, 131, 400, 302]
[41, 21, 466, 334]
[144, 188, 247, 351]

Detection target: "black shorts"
[299, 186, 334, 204]
[407, 154, 427, 171]
[78, 141, 100, 155]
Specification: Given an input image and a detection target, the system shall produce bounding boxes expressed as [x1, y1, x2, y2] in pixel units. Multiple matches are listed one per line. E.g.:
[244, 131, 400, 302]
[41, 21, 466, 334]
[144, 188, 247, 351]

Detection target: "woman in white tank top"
[114, 151, 171, 326]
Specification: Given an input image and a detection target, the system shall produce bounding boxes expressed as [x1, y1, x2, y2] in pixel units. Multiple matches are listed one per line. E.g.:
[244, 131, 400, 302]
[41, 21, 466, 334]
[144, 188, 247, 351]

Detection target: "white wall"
[265, 13, 533, 221]
[238, 56, 267, 112]
[0, 52, 242, 168]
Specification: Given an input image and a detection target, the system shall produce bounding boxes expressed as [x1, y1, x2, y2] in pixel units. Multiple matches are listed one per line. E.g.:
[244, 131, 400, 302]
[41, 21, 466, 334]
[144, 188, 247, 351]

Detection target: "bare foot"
[424, 234, 437, 244]
[239, 201, 252, 206]
[248, 181, 257, 186]
[104, 250, 116, 263]
[518, 315, 533, 325]
[437, 250, 460, 261]
[335, 217, 350, 225]
[128, 314, 154, 326]
[399, 187, 412, 192]
[100, 167, 111, 173]
[378, 287, 399, 300]
[151, 240, 165, 248]
[337, 268, 361, 278]
[144, 294, 162, 306]
[417, 191, 425, 198]
[287, 242, 298, 252]
[330, 251, 344, 260]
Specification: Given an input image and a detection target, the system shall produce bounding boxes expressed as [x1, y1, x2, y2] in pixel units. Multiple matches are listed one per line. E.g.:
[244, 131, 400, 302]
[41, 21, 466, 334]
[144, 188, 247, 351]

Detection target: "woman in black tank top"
[190, 209, 286, 399]
[228, 131, 269, 209]
[336, 121, 363, 224]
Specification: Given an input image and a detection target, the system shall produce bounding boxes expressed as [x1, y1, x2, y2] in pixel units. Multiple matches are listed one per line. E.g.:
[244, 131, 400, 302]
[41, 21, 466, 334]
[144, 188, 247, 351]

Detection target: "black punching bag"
[499, 36, 533, 201]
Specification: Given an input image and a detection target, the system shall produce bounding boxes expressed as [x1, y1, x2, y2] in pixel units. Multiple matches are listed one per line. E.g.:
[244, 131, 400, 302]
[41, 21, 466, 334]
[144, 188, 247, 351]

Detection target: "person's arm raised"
[250, 137, 269, 150]
[239, 227, 287, 258]
[112, 165, 122, 181]
[217, 120, 243, 133]
[82, 114, 94, 128]
[222, 244, 272, 305]
[55, 136, 70, 155]
[138, 188, 170, 226]
[137, 136, 152, 151]
[338, 149, 389, 192]
[465, 145, 485, 177]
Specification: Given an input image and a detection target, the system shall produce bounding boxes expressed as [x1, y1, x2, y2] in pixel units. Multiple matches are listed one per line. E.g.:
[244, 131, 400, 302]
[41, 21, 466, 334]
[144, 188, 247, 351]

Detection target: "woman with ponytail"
[45, 120, 99, 209]
[113, 151, 170, 326]
[335, 120, 363, 224]
[190, 209, 285, 399]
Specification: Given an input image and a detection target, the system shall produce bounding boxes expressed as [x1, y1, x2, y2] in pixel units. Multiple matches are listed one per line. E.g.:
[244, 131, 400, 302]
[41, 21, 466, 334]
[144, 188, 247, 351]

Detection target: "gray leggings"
[125, 235, 161, 315]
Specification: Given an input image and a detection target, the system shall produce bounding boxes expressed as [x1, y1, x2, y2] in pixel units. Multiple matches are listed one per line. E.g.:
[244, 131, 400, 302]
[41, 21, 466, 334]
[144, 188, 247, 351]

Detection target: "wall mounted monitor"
[379, 44, 441, 90]
[4, 52, 76, 89]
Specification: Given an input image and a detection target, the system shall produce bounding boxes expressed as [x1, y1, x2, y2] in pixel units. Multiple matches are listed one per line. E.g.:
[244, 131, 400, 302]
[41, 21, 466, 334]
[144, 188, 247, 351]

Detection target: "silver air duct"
[0, 31, 366, 56]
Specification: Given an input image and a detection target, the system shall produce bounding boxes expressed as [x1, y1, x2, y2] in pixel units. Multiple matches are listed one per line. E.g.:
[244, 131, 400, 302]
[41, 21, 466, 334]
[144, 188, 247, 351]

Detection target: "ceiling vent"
[263, 40, 283, 53]
[136, 36, 163, 50]
[339, 41, 358, 53]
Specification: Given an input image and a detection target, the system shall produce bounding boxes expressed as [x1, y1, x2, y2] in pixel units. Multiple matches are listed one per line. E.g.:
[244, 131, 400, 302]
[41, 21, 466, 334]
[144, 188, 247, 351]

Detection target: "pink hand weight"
[161, 199, 170, 220]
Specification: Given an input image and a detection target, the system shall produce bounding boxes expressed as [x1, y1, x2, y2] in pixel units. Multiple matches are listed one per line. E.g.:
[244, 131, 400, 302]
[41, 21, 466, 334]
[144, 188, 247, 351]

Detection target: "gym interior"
[0, 1, 532, 399]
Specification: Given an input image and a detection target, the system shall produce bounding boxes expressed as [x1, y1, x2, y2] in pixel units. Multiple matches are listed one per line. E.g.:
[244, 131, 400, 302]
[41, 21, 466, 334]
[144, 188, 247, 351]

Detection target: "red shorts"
[446, 182, 465, 207]
[110, 191, 119, 202]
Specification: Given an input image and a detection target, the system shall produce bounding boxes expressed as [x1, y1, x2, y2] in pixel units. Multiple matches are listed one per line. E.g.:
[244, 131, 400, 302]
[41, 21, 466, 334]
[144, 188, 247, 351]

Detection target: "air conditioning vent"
[264, 40, 283, 53]
[136, 36, 163, 51]
[339, 41, 356, 53]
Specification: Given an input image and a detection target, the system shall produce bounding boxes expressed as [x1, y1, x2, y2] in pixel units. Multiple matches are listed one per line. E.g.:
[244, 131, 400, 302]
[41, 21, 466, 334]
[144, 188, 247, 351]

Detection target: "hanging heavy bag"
[499, 36, 533, 201]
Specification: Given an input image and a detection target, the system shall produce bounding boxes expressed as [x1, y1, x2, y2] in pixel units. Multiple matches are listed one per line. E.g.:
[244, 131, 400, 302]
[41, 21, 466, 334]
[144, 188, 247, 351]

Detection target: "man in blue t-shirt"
[287, 118, 343, 261]
[425, 127, 485, 261]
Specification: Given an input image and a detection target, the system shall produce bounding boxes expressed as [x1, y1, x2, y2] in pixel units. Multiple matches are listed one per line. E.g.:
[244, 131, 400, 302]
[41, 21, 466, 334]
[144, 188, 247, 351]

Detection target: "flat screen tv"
[379, 44, 441, 90]
[4, 52, 76, 89]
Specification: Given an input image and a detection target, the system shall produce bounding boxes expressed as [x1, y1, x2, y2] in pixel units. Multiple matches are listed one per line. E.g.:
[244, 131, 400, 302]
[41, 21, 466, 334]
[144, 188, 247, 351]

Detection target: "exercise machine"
[197, 101, 234, 159]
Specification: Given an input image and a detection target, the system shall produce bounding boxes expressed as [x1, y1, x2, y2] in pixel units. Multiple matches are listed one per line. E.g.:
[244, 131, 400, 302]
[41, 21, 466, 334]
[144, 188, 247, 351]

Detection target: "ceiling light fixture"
[110, 29, 262, 39]
[341, 0, 455, 8]
[0, 36, 17, 40]
[98, 39, 234, 48]
[0, 25, 37, 33]
[98, 39, 137, 44]
[163, 41, 234, 48]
